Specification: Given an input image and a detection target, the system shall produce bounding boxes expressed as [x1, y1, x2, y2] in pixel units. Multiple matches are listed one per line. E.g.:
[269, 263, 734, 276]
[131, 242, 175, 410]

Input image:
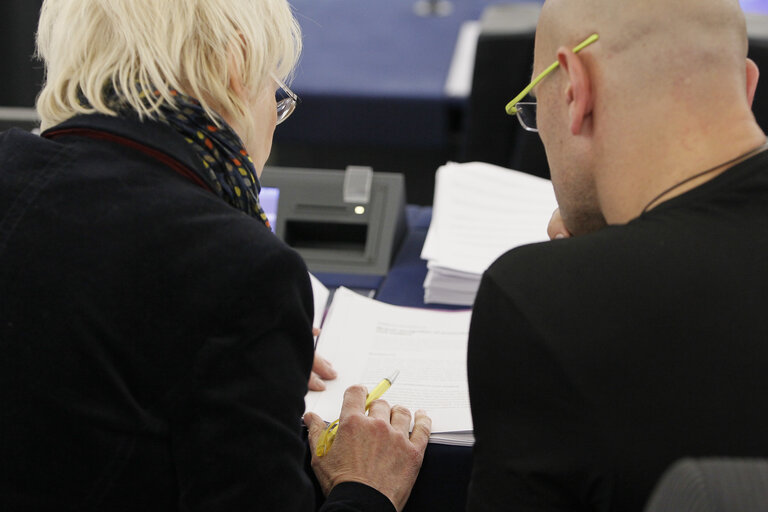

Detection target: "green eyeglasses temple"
[505, 33, 600, 116]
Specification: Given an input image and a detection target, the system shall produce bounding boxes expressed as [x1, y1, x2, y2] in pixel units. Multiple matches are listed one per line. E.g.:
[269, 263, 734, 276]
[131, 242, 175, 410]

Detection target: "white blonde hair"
[35, 0, 302, 132]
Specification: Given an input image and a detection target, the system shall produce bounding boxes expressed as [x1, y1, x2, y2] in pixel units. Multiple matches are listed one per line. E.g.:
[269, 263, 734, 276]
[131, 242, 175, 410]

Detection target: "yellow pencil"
[315, 370, 400, 457]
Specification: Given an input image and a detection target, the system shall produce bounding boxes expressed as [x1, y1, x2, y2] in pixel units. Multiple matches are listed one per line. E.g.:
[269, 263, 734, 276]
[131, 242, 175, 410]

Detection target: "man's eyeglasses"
[273, 75, 299, 125]
[505, 33, 599, 132]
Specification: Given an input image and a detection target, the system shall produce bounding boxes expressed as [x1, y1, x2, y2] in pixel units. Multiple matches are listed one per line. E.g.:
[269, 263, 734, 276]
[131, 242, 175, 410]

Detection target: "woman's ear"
[556, 47, 594, 135]
[227, 40, 248, 103]
[746, 57, 760, 108]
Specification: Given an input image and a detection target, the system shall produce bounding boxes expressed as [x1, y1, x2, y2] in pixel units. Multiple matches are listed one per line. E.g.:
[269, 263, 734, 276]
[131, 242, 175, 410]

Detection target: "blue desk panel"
[283, 0, 762, 144]
[278, 0, 542, 149]
[290, 0, 503, 99]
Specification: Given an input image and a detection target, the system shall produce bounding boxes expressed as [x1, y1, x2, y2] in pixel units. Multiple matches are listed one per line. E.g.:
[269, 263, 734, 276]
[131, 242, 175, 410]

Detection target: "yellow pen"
[315, 369, 400, 457]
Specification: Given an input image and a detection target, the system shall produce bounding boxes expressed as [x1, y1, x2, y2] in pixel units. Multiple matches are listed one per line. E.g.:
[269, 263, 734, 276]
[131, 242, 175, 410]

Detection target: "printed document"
[305, 287, 474, 445]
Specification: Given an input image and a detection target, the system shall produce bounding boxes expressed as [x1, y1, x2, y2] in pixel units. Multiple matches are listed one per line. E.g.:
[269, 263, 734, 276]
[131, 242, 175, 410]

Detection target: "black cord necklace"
[642, 140, 768, 214]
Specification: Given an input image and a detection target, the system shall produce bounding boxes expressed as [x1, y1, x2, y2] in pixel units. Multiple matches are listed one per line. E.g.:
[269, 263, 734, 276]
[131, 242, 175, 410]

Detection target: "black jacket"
[467, 150, 768, 511]
[0, 114, 392, 511]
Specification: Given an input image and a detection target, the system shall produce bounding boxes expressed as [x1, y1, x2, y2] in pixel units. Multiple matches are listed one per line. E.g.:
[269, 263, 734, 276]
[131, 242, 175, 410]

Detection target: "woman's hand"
[309, 328, 337, 391]
[305, 386, 432, 511]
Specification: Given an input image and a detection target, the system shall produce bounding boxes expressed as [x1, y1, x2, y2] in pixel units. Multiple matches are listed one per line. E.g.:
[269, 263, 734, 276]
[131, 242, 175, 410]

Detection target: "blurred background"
[3, 0, 768, 204]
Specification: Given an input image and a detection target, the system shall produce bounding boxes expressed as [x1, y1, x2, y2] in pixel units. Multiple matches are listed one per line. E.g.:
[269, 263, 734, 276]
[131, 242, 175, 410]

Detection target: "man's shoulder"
[485, 224, 638, 291]
[476, 219, 672, 334]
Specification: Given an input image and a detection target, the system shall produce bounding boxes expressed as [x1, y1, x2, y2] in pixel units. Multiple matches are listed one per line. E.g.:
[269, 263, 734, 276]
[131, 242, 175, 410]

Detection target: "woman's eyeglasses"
[273, 75, 299, 125]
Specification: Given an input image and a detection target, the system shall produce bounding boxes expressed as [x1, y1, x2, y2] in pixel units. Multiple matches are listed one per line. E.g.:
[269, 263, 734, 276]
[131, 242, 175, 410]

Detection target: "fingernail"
[555, 233, 565, 239]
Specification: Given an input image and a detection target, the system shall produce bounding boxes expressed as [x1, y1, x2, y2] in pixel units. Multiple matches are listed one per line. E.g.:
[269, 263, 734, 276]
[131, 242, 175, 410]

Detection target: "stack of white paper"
[421, 162, 558, 306]
[306, 287, 474, 446]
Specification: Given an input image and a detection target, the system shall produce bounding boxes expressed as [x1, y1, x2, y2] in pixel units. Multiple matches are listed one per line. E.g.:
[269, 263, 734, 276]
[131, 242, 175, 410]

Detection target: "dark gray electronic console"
[0, 107, 40, 132]
[260, 166, 406, 282]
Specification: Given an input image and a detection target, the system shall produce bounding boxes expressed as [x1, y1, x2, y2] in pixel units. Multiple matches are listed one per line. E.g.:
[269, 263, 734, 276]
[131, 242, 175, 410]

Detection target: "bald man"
[466, 0, 768, 511]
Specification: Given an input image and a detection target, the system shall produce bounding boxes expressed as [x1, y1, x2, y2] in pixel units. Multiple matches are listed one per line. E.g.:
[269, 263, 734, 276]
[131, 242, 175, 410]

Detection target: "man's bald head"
[537, 0, 747, 54]
[535, 0, 749, 107]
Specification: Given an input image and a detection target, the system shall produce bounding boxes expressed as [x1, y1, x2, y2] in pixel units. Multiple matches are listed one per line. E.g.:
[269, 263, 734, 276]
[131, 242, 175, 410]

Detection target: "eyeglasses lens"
[516, 103, 538, 132]
[275, 84, 297, 125]
[276, 98, 295, 124]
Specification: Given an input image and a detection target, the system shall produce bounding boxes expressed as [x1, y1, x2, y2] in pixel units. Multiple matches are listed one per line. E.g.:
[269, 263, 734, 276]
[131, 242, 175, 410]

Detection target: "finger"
[339, 384, 367, 420]
[367, 399, 391, 420]
[304, 412, 327, 453]
[390, 404, 413, 434]
[308, 372, 326, 391]
[409, 409, 432, 451]
[548, 226, 569, 240]
[547, 208, 570, 240]
[312, 354, 337, 379]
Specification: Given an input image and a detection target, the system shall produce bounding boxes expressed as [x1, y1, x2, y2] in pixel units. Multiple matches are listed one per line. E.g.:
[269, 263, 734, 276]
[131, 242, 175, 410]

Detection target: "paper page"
[421, 161, 558, 275]
[429, 432, 475, 447]
[308, 272, 330, 331]
[305, 287, 473, 434]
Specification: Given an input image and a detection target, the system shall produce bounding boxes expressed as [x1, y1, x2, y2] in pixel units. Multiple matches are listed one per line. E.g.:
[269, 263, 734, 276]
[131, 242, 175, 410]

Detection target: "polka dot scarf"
[106, 87, 271, 229]
[159, 90, 271, 229]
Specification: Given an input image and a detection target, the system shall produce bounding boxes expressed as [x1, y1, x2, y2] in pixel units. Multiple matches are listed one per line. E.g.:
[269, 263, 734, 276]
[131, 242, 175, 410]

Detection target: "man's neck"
[596, 122, 767, 225]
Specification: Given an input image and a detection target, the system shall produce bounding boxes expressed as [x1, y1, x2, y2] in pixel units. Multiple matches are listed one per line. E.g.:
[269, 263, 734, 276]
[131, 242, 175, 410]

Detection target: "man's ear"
[556, 47, 594, 135]
[746, 57, 760, 108]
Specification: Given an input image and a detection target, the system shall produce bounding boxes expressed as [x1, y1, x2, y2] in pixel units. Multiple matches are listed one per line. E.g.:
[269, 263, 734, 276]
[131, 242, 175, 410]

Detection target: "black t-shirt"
[467, 150, 768, 511]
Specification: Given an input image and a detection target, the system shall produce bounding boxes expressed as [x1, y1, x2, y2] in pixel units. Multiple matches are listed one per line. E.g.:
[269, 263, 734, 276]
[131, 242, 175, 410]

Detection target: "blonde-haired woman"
[0, 1, 430, 511]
